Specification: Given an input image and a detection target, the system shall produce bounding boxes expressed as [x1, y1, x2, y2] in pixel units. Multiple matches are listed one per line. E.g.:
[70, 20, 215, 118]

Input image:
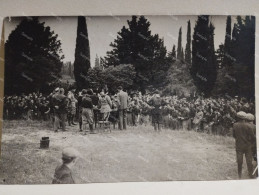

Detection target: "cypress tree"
[168, 44, 176, 62]
[223, 16, 232, 67]
[231, 16, 255, 98]
[73, 16, 91, 90]
[191, 15, 217, 96]
[172, 45, 176, 59]
[185, 20, 191, 66]
[177, 27, 182, 60]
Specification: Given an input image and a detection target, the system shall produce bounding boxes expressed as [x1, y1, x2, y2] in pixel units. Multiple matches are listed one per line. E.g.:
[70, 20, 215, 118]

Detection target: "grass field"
[0, 120, 254, 184]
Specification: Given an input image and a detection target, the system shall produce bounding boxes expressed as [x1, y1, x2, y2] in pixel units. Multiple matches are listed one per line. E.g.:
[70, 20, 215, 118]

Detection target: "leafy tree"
[86, 64, 136, 94]
[104, 15, 168, 92]
[185, 20, 192, 66]
[191, 15, 217, 96]
[5, 17, 64, 95]
[73, 16, 91, 90]
[99, 57, 106, 69]
[177, 27, 182, 60]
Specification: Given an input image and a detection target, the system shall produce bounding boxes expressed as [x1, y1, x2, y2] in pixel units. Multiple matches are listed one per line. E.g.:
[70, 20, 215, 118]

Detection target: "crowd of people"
[3, 87, 257, 180]
[3, 87, 255, 135]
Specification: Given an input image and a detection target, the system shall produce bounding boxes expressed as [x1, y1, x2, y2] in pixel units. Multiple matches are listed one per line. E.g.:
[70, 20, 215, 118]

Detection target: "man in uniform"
[52, 147, 79, 184]
[233, 111, 256, 179]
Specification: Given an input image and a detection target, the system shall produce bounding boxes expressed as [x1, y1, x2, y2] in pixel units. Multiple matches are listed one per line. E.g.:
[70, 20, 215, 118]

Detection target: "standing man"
[53, 88, 68, 132]
[77, 91, 83, 131]
[148, 90, 163, 131]
[81, 89, 94, 133]
[90, 89, 99, 129]
[233, 111, 256, 179]
[117, 86, 128, 130]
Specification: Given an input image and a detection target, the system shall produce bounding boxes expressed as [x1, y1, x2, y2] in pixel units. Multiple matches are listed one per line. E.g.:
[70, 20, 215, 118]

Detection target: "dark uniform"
[149, 94, 163, 131]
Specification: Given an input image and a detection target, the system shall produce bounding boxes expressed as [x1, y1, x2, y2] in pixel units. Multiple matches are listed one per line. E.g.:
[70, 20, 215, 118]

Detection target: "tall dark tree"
[181, 47, 185, 62]
[73, 16, 91, 90]
[191, 15, 217, 96]
[104, 15, 168, 92]
[215, 43, 225, 68]
[230, 16, 255, 98]
[222, 16, 232, 67]
[185, 20, 192, 66]
[168, 44, 176, 62]
[5, 17, 64, 95]
[177, 27, 182, 60]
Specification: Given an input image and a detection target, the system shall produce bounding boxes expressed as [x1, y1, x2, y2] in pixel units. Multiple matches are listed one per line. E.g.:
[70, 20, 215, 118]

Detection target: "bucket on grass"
[40, 137, 50, 149]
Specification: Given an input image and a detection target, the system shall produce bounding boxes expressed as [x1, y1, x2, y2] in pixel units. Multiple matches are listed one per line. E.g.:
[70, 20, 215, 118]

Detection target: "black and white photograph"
[0, 15, 257, 184]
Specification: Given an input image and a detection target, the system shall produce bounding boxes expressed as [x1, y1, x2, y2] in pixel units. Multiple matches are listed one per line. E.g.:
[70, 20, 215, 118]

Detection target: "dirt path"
[0, 120, 252, 184]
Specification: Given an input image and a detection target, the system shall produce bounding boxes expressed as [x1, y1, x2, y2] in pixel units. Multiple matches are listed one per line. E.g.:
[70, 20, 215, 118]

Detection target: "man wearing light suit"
[117, 86, 128, 130]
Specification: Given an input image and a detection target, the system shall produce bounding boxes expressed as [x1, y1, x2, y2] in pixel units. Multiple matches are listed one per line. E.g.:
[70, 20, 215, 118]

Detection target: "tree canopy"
[5, 17, 64, 95]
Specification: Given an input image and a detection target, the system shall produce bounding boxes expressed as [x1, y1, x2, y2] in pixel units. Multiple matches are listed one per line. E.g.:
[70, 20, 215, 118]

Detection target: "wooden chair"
[82, 115, 89, 132]
[98, 111, 111, 133]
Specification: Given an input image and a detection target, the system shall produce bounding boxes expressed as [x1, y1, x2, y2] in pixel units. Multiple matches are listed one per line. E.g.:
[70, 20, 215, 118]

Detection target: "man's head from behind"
[117, 86, 123, 92]
[62, 147, 80, 167]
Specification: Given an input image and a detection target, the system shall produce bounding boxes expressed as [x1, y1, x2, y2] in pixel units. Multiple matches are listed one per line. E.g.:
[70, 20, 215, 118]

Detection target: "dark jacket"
[52, 94, 68, 114]
[52, 164, 75, 184]
[81, 95, 93, 109]
[233, 121, 256, 150]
